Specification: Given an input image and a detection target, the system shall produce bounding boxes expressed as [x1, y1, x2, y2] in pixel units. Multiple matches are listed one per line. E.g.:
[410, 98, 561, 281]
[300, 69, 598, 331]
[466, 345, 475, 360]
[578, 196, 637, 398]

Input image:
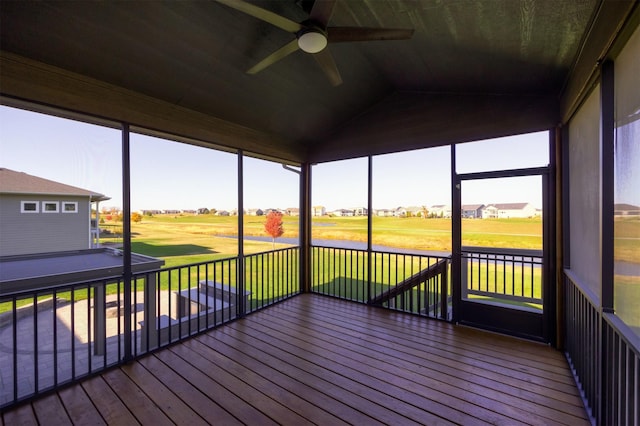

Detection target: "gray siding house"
[0, 168, 109, 256]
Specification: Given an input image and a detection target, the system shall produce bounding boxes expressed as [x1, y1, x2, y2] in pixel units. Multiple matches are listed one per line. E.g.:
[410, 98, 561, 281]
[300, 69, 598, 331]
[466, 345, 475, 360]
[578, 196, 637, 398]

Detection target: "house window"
[62, 202, 78, 213]
[21, 201, 39, 213]
[42, 201, 59, 213]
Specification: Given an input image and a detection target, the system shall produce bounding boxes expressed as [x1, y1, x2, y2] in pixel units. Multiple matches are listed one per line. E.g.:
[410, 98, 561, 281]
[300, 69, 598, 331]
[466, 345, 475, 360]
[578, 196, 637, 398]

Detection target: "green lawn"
[4, 214, 637, 316]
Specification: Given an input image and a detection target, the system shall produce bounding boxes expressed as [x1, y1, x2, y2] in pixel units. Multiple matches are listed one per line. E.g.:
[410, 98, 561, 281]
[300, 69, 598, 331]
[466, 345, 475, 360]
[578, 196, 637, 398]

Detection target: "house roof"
[614, 203, 640, 211]
[490, 202, 531, 210]
[0, 168, 109, 201]
[462, 204, 485, 210]
[1, 1, 636, 164]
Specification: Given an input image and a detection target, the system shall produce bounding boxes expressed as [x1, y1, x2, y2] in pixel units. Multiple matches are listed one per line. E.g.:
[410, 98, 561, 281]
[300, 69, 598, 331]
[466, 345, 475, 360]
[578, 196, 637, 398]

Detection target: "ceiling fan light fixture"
[298, 29, 327, 53]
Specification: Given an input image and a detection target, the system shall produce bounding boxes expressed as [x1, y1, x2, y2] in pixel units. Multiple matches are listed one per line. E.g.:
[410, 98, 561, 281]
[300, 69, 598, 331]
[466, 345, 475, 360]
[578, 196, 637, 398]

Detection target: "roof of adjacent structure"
[462, 204, 484, 210]
[614, 203, 640, 210]
[0, 168, 109, 201]
[490, 203, 531, 210]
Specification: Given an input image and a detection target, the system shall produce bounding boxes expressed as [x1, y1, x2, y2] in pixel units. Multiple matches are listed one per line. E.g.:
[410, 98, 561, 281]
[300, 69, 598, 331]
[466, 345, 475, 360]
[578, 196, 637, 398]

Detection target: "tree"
[421, 205, 429, 219]
[131, 212, 143, 223]
[264, 210, 284, 249]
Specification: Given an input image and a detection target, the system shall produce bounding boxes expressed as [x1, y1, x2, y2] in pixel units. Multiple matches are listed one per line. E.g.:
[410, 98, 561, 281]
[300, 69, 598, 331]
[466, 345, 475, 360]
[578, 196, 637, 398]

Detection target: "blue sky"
[1, 105, 553, 211]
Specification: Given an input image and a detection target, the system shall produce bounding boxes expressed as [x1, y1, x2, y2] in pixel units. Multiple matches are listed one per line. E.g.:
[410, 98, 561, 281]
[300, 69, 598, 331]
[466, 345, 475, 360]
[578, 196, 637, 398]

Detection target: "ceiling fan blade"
[312, 49, 342, 86]
[328, 27, 415, 42]
[215, 0, 302, 33]
[309, 0, 336, 27]
[247, 39, 299, 74]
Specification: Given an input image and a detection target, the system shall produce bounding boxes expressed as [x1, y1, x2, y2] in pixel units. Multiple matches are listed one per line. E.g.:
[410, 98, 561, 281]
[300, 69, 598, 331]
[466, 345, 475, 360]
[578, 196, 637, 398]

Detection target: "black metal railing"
[564, 271, 640, 425]
[0, 247, 300, 409]
[311, 246, 450, 319]
[462, 246, 543, 309]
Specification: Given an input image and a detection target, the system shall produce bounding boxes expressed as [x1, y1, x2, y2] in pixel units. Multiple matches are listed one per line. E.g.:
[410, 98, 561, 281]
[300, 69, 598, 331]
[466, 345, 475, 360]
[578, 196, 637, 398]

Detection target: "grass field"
[4, 214, 637, 320]
[113, 214, 548, 265]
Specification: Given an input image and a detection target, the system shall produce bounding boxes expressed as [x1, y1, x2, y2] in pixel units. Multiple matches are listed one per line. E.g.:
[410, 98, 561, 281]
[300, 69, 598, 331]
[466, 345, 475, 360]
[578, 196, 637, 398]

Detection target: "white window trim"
[42, 201, 59, 213]
[61, 201, 78, 213]
[21, 201, 40, 213]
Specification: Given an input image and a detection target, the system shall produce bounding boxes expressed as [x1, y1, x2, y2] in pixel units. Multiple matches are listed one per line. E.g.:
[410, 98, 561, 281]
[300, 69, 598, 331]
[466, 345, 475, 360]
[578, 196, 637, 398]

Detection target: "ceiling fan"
[215, 0, 414, 86]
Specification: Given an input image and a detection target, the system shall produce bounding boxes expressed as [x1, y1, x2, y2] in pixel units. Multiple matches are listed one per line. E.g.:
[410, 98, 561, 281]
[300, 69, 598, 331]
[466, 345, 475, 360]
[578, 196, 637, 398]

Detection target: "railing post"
[237, 150, 246, 317]
[367, 155, 373, 303]
[121, 122, 132, 361]
[460, 255, 468, 300]
[142, 272, 158, 351]
[94, 282, 106, 355]
[440, 260, 449, 320]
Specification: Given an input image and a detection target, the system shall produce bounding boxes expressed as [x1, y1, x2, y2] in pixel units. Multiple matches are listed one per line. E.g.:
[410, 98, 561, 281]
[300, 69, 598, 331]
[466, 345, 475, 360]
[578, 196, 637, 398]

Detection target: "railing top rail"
[311, 244, 452, 259]
[462, 246, 543, 257]
[369, 258, 449, 306]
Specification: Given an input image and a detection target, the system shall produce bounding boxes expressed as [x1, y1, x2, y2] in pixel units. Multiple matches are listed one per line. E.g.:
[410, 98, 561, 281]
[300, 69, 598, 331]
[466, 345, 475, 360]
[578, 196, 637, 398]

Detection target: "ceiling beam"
[309, 91, 559, 163]
[0, 52, 303, 163]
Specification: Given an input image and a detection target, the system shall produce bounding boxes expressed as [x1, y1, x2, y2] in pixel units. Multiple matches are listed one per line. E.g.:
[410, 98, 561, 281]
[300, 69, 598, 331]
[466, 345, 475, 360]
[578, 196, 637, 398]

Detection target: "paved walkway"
[0, 293, 150, 406]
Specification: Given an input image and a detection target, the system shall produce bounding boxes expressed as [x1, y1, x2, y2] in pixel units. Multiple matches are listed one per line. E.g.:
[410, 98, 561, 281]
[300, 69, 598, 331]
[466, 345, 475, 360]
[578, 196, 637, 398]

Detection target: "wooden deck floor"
[1, 294, 589, 425]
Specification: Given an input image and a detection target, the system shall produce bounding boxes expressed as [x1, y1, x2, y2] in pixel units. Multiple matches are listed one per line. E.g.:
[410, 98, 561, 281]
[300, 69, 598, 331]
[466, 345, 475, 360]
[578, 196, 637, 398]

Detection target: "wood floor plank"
[175, 339, 315, 426]
[279, 298, 580, 391]
[195, 332, 386, 426]
[272, 299, 587, 408]
[294, 298, 575, 379]
[0, 293, 589, 426]
[101, 368, 173, 426]
[32, 393, 72, 426]
[260, 306, 589, 424]
[81, 376, 140, 425]
[121, 361, 208, 426]
[217, 324, 448, 425]
[205, 327, 424, 426]
[155, 348, 277, 426]
[137, 355, 243, 426]
[190, 334, 349, 426]
[232, 312, 543, 425]
[225, 321, 475, 425]
[2, 402, 38, 425]
[58, 385, 106, 426]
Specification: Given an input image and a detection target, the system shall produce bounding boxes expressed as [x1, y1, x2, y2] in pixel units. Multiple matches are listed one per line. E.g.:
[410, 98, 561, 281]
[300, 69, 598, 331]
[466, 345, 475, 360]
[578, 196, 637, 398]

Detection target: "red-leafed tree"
[264, 210, 284, 249]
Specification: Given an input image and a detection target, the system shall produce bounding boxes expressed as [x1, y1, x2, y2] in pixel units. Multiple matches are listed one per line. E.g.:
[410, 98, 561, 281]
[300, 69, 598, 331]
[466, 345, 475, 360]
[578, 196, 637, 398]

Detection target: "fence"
[462, 246, 543, 309]
[0, 247, 300, 409]
[311, 246, 450, 319]
[564, 270, 639, 425]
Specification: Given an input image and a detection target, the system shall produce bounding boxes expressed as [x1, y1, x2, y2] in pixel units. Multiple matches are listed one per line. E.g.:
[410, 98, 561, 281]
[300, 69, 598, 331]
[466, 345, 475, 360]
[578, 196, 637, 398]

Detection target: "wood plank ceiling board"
[1, 0, 629, 164]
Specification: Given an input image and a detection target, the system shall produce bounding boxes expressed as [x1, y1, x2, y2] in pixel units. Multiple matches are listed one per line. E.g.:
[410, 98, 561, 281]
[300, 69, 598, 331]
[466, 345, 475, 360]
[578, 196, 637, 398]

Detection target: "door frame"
[450, 148, 555, 343]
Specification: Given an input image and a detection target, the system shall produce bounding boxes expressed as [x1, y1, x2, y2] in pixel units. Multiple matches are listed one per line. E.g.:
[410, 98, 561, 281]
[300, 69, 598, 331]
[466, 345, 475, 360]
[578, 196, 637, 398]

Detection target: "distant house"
[481, 205, 499, 219]
[0, 168, 110, 256]
[491, 202, 537, 218]
[462, 204, 485, 218]
[247, 208, 264, 216]
[353, 207, 368, 216]
[615, 203, 640, 216]
[376, 209, 394, 217]
[430, 204, 452, 218]
[331, 209, 354, 217]
[285, 207, 299, 216]
[312, 206, 326, 216]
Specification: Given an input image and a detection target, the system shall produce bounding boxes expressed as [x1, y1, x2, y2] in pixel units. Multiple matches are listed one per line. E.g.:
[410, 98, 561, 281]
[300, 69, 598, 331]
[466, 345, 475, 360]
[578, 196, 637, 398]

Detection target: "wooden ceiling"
[0, 1, 636, 164]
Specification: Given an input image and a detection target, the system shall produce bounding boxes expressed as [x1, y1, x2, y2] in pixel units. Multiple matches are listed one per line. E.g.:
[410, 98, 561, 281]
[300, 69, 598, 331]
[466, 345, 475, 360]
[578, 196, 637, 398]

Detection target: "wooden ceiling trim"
[309, 91, 559, 163]
[0, 52, 303, 163]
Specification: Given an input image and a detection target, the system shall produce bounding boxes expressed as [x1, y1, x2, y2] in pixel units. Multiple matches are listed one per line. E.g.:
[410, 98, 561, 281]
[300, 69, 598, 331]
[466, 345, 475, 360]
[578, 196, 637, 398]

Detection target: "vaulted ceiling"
[0, 1, 636, 163]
